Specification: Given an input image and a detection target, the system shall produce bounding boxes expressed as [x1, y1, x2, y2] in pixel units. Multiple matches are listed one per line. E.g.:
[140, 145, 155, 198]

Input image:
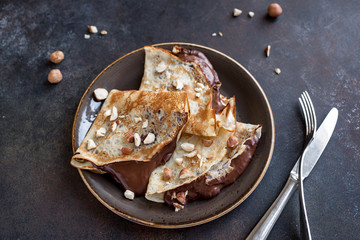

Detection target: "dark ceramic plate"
[72, 42, 275, 228]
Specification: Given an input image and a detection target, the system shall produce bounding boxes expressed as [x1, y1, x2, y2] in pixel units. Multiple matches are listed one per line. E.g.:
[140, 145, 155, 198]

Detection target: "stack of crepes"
[71, 45, 261, 211]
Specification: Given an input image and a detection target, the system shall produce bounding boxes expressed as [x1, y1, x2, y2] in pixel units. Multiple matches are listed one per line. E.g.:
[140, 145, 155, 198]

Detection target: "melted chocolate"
[164, 134, 259, 207]
[96, 137, 177, 195]
[174, 48, 226, 114]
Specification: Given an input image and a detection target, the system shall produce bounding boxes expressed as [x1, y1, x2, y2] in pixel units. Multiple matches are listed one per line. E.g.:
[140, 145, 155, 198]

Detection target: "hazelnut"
[104, 109, 111, 118]
[233, 8, 242, 17]
[248, 11, 255, 18]
[121, 147, 133, 155]
[163, 167, 172, 180]
[110, 106, 118, 121]
[155, 62, 167, 73]
[202, 139, 213, 147]
[227, 135, 240, 148]
[180, 143, 195, 152]
[95, 128, 106, 137]
[268, 3, 282, 18]
[84, 34, 90, 39]
[48, 69, 63, 84]
[176, 192, 186, 205]
[134, 133, 141, 147]
[143, 133, 155, 144]
[142, 120, 148, 129]
[124, 189, 134, 200]
[100, 30, 108, 35]
[49, 51, 64, 64]
[87, 139, 97, 150]
[110, 122, 117, 132]
[88, 25, 98, 34]
[179, 168, 193, 179]
[175, 158, 183, 166]
[184, 150, 197, 158]
[93, 88, 108, 101]
[125, 131, 134, 143]
[173, 203, 184, 212]
[275, 68, 281, 74]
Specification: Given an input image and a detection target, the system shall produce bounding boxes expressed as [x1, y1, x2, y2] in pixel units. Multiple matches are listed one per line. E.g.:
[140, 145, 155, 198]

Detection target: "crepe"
[145, 121, 261, 203]
[139, 46, 217, 137]
[71, 90, 189, 170]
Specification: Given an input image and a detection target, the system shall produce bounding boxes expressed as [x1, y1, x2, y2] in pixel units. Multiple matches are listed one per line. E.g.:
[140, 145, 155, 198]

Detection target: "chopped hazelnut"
[49, 51, 64, 64]
[202, 139, 213, 147]
[143, 133, 155, 144]
[173, 203, 184, 212]
[93, 88, 108, 101]
[100, 30, 108, 35]
[134, 117, 142, 123]
[110, 106, 118, 121]
[184, 150, 197, 158]
[124, 189, 135, 200]
[155, 62, 167, 73]
[87, 139, 97, 150]
[181, 143, 195, 152]
[179, 168, 193, 179]
[121, 147, 133, 155]
[163, 167, 172, 181]
[88, 25, 98, 34]
[176, 192, 186, 205]
[142, 119, 148, 129]
[275, 68, 281, 74]
[95, 128, 106, 137]
[48, 69, 63, 84]
[84, 34, 90, 39]
[248, 11, 255, 18]
[125, 131, 134, 143]
[227, 135, 240, 148]
[175, 158, 183, 166]
[265, 45, 271, 57]
[104, 109, 111, 118]
[134, 133, 141, 147]
[110, 122, 117, 132]
[233, 8, 242, 17]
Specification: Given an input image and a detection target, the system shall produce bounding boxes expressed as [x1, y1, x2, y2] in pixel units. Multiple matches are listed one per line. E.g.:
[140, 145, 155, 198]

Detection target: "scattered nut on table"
[265, 45, 271, 57]
[275, 68, 281, 74]
[248, 11, 255, 18]
[124, 189, 135, 200]
[88, 25, 98, 34]
[268, 3, 283, 18]
[233, 8, 242, 17]
[48, 69, 63, 84]
[100, 30, 107, 35]
[49, 51, 64, 64]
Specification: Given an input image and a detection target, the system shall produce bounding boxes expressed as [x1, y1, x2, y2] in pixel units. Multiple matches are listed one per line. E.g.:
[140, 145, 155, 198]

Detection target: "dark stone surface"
[0, 0, 359, 239]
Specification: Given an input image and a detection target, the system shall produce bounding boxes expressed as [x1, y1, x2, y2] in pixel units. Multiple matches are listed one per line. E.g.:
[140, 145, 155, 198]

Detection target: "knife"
[246, 108, 338, 240]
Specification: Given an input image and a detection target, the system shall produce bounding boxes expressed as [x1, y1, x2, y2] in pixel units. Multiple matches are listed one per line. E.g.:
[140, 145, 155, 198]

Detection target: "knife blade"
[290, 107, 338, 180]
[246, 107, 338, 240]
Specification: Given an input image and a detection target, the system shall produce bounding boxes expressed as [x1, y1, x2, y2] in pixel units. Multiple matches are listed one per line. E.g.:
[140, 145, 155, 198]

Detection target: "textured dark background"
[1, 0, 359, 239]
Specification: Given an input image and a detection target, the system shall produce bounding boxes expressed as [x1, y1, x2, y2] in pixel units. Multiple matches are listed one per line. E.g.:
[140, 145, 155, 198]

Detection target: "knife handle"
[246, 176, 298, 240]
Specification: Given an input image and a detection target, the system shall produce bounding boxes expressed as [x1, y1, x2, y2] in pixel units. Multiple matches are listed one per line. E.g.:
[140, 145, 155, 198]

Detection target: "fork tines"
[299, 91, 317, 136]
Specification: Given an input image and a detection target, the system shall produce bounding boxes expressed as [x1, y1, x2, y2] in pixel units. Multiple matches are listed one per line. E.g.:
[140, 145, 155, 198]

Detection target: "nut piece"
[84, 34, 90, 39]
[163, 167, 172, 181]
[275, 68, 281, 74]
[134, 133, 141, 147]
[227, 135, 240, 148]
[87, 139, 97, 150]
[218, 32, 223, 37]
[233, 8, 242, 17]
[121, 147, 133, 155]
[48, 69, 63, 84]
[248, 11, 255, 18]
[184, 150, 197, 158]
[104, 109, 111, 118]
[143, 133, 155, 144]
[179, 168, 193, 179]
[268, 3, 283, 18]
[175, 158, 183, 166]
[110, 122, 117, 132]
[173, 203, 184, 212]
[96, 127, 106, 137]
[181, 143, 195, 152]
[93, 88, 108, 101]
[110, 106, 118, 121]
[49, 51, 64, 64]
[195, 93, 201, 98]
[155, 62, 167, 73]
[172, 46, 180, 54]
[88, 25, 98, 34]
[212, 32, 217, 37]
[172, 79, 184, 90]
[202, 139, 213, 147]
[265, 45, 271, 57]
[100, 30, 108, 35]
[142, 119, 148, 129]
[176, 192, 186, 205]
[124, 189, 135, 200]
[125, 131, 134, 143]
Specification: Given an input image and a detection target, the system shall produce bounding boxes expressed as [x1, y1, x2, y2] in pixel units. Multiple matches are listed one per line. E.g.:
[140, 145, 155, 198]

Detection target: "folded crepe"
[145, 100, 237, 202]
[139, 46, 224, 137]
[71, 90, 190, 171]
[145, 120, 261, 203]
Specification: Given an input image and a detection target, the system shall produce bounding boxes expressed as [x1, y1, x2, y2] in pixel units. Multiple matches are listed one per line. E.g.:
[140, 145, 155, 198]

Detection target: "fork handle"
[246, 176, 298, 240]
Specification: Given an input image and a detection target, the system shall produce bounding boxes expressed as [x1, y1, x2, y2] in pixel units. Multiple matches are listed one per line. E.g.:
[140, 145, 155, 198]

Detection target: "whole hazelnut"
[268, 3, 283, 18]
[48, 69, 63, 84]
[49, 51, 64, 64]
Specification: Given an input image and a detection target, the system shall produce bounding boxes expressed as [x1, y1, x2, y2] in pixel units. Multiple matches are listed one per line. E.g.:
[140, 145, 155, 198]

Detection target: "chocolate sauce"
[174, 48, 226, 114]
[164, 134, 260, 207]
[96, 137, 177, 195]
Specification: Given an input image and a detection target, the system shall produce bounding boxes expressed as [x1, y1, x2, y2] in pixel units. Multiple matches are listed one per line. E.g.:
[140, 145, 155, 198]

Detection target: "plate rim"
[72, 42, 275, 229]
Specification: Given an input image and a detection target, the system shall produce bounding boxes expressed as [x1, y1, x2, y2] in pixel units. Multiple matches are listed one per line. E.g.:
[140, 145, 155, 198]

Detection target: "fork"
[298, 91, 317, 240]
